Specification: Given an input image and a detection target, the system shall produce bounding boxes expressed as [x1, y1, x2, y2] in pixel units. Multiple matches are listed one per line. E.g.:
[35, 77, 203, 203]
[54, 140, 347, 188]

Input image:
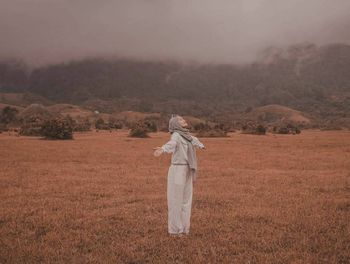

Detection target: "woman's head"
[169, 115, 189, 132]
[177, 116, 188, 128]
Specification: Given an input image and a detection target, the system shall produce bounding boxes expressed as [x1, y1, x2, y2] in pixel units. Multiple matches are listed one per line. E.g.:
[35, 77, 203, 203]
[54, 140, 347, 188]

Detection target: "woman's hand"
[153, 147, 163, 157]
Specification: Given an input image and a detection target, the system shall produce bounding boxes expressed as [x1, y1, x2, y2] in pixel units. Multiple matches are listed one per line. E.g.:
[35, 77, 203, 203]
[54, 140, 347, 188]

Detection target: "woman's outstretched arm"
[153, 133, 178, 156]
[161, 133, 178, 153]
[191, 136, 205, 149]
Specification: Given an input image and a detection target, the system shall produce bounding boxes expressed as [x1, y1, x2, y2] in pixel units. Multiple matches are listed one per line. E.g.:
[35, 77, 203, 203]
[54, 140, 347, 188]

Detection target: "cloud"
[1, 0, 349, 65]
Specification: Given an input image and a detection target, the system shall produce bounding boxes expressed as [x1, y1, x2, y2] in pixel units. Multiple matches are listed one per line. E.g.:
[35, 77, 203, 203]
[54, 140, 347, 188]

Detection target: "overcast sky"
[1, 0, 350, 65]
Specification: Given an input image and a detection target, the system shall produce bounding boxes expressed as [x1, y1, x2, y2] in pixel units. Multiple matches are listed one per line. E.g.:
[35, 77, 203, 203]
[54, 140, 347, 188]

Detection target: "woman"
[153, 115, 205, 236]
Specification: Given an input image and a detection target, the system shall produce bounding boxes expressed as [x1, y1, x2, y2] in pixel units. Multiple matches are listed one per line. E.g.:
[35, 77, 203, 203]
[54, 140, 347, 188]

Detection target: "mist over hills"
[0, 43, 350, 127]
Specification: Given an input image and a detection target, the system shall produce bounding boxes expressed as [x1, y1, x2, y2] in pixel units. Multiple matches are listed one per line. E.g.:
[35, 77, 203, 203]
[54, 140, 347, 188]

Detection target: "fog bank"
[1, 0, 350, 65]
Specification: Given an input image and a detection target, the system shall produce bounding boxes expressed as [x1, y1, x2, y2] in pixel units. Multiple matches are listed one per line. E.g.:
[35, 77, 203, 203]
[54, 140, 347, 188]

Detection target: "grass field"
[0, 130, 349, 263]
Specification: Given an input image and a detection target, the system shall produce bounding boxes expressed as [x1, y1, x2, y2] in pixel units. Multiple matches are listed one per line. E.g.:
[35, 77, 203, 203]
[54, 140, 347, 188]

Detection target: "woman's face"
[177, 116, 188, 128]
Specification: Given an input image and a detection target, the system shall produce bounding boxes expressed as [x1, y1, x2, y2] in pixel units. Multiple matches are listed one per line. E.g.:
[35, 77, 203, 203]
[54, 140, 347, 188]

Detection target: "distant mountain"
[0, 43, 349, 128]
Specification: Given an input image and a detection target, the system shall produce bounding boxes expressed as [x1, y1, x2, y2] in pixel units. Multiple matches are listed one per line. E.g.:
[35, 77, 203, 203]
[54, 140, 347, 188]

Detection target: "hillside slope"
[1, 43, 349, 127]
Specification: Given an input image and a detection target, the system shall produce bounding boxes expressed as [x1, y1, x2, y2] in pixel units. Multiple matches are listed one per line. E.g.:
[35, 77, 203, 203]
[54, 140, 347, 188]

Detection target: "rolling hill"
[245, 104, 311, 125]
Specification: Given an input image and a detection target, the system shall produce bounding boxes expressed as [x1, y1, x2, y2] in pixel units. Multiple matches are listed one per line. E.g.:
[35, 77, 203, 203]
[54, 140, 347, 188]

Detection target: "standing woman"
[153, 115, 205, 236]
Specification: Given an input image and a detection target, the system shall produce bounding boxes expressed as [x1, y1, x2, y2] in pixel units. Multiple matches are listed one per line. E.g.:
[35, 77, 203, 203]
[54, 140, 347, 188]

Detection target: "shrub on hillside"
[50, 115, 91, 132]
[143, 120, 157, 132]
[19, 126, 41, 136]
[95, 118, 108, 130]
[108, 117, 123, 129]
[276, 127, 289, 134]
[193, 121, 228, 137]
[129, 123, 149, 138]
[40, 118, 73, 140]
[214, 123, 229, 131]
[256, 125, 267, 135]
[242, 123, 267, 135]
[95, 117, 123, 130]
[19, 118, 43, 136]
[0, 106, 18, 125]
[272, 124, 301, 134]
[73, 118, 91, 132]
[111, 121, 123, 129]
[129, 127, 149, 138]
[129, 120, 157, 133]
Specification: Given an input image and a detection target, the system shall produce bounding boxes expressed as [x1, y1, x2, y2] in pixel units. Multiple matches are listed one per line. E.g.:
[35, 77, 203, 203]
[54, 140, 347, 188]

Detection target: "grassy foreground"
[0, 130, 349, 263]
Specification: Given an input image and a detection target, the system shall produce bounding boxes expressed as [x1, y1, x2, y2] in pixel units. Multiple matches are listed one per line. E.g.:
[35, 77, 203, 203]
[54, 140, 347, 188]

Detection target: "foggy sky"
[1, 0, 350, 66]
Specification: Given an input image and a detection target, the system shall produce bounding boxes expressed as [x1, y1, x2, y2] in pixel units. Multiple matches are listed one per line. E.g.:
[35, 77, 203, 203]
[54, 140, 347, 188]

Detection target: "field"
[0, 130, 349, 263]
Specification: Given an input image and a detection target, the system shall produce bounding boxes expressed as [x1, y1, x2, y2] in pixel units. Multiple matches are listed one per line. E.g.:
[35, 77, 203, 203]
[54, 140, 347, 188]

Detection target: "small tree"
[40, 118, 73, 140]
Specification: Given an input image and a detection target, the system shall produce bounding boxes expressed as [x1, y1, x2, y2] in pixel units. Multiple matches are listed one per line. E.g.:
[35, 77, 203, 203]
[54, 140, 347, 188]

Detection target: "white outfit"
[161, 132, 204, 234]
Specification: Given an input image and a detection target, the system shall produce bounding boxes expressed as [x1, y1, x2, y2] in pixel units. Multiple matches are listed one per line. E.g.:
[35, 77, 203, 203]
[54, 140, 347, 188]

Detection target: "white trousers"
[167, 164, 193, 234]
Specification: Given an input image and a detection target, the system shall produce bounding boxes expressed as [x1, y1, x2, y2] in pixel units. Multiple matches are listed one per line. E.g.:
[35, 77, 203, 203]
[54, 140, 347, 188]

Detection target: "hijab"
[168, 115, 198, 180]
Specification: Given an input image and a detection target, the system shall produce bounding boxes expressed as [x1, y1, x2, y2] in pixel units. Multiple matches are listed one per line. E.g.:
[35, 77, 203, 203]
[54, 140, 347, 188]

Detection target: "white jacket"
[161, 132, 205, 165]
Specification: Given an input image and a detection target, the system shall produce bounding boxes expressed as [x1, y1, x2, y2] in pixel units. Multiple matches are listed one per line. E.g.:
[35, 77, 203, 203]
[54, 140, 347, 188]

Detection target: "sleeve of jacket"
[191, 135, 205, 149]
[161, 133, 178, 153]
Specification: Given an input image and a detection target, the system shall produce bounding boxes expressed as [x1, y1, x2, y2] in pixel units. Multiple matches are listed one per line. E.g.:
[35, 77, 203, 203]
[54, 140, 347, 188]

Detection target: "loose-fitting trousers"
[167, 164, 193, 234]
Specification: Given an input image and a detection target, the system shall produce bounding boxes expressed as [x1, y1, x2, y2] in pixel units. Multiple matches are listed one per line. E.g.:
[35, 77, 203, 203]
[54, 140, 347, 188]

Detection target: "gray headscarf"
[168, 115, 198, 180]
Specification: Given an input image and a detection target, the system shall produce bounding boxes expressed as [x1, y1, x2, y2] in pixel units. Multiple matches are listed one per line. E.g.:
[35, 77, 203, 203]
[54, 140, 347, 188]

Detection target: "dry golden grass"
[0, 130, 349, 263]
